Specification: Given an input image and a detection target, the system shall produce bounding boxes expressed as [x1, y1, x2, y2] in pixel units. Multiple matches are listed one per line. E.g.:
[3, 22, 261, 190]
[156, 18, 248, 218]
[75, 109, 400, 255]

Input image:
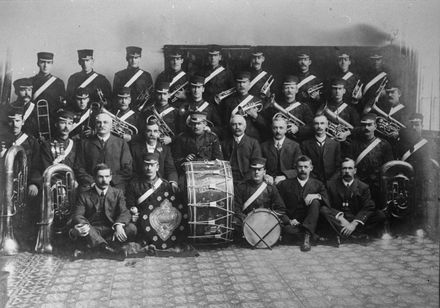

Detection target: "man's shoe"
[99, 244, 126, 261]
[72, 249, 85, 260]
[300, 232, 311, 252]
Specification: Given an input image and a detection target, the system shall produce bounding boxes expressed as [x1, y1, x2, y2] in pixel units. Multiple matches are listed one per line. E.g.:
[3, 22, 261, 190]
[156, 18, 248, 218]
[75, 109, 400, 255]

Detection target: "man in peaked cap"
[68, 87, 93, 139]
[113, 46, 153, 111]
[10, 78, 39, 139]
[248, 47, 274, 99]
[331, 52, 362, 105]
[66, 49, 112, 109]
[113, 86, 140, 143]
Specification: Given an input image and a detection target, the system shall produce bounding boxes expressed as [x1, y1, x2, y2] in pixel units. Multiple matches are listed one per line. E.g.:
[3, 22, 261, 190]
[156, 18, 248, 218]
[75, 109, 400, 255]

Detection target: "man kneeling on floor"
[320, 158, 386, 242]
[69, 163, 137, 259]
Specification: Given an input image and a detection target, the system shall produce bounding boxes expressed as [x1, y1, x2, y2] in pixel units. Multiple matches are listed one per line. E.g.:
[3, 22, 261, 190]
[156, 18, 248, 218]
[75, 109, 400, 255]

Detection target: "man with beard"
[130, 118, 178, 191]
[295, 52, 323, 114]
[278, 155, 329, 251]
[68, 88, 93, 140]
[248, 47, 274, 99]
[155, 47, 188, 107]
[222, 114, 262, 184]
[301, 115, 341, 184]
[113, 87, 140, 143]
[261, 117, 302, 185]
[113, 46, 153, 111]
[75, 112, 133, 191]
[320, 158, 386, 240]
[69, 163, 136, 260]
[66, 49, 112, 109]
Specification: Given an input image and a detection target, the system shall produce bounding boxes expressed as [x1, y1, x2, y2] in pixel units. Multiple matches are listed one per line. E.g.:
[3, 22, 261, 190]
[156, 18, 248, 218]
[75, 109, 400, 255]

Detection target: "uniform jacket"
[199, 65, 235, 104]
[177, 100, 222, 136]
[248, 68, 272, 98]
[325, 101, 360, 127]
[261, 138, 302, 179]
[155, 69, 188, 106]
[297, 71, 324, 114]
[66, 70, 112, 108]
[113, 67, 153, 109]
[40, 137, 78, 170]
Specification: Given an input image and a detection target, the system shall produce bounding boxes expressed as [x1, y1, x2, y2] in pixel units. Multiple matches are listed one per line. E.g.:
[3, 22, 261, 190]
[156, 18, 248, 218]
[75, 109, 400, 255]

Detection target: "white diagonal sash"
[204, 66, 225, 84]
[342, 72, 353, 80]
[23, 103, 35, 122]
[243, 182, 267, 211]
[196, 101, 209, 112]
[389, 104, 405, 116]
[249, 71, 267, 88]
[79, 73, 98, 88]
[71, 110, 90, 131]
[13, 133, 28, 146]
[401, 138, 428, 162]
[355, 138, 381, 166]
[118, 110, 135, 122]
[124, 69, 144, 88]
[159, 106, 175, 118]
[33, 76, 57, 100]
[231, 95, 254, 116]
[136, 178, 163, 205]
[169, 71, 186, 87]
[285, 102, 301, 112]
[53, 139, 74, 164]
[363, 72, 387, 95]
[297, 75, 316, 89]
[336, 103, 348, 115]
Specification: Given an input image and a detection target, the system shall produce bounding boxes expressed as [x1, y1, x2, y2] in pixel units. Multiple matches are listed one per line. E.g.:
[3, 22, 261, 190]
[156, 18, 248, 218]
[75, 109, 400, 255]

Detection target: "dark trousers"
[283, 200, 320, 236]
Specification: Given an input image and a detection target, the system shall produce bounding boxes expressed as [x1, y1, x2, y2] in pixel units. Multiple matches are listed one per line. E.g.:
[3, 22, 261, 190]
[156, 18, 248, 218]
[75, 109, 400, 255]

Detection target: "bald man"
[75, 112, 133, 191]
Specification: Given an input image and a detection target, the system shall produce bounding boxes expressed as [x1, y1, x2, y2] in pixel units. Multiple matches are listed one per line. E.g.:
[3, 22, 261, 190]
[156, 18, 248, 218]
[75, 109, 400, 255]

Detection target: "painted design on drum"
[149, 199, 182, 241]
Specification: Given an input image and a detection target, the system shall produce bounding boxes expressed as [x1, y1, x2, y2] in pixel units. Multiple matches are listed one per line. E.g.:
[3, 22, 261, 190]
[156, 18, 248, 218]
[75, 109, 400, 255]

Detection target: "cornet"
[214, 87, 236, 104]
[307, 82, 323, 96]
[237, 101, 263, 117]
[260, 75, 274, 97]
[169, 81, 188, 104]
[352, 80, 364, 100]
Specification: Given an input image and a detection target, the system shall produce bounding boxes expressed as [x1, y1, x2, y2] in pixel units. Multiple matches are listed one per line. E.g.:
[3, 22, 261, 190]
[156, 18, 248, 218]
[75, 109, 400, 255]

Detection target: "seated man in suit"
[320, 158, 386, 241]
[222, 114, 262, 184]
[69, 163, 137, 259]
[278, 155, 329, 252]
[261, 117, 302, 185]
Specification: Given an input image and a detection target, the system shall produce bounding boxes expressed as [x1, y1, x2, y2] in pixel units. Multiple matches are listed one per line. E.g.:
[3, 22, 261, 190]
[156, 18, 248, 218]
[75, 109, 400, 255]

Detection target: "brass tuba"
[0, 145, 28, 255]
[35, 163, 76, 253]
[381, 160, 414, 219]
[322, 106, 354, 142]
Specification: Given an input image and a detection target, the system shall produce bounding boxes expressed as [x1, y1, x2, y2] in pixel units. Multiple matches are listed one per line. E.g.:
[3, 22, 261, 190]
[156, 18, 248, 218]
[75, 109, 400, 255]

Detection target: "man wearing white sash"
[349, 113, 393, 208]
[376, 83, 407, 132]
[360, 52, 389, 113]
[199, 45, 234, 106]
[332, 52, 362, 105]
[113, 46, 153, 111]
[126, 152, 187, 249]
[296, 52, 323, 114]
[68, 88, 93, 139]
[234, 157, 289, 234]
[10, 78, 39, 138]
[66, 49, 112, 109]
[113, 87, 139, 143]
[248, 47, 273, 98]
[155, 47, 188, 106]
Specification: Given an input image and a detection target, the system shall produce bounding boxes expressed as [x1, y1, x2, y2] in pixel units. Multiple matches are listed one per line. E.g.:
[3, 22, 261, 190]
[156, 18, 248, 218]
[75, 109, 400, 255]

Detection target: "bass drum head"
[243, 209, 281, 249]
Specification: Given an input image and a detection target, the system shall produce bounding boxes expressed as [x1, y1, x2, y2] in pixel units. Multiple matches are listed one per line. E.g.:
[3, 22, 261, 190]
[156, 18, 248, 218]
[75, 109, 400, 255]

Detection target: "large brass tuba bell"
[0, 145, 28, 255]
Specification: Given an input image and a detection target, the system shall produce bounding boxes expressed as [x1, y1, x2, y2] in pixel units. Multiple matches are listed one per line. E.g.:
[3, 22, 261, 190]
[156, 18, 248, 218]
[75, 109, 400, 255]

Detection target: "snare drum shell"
[243, 208, 281, 248]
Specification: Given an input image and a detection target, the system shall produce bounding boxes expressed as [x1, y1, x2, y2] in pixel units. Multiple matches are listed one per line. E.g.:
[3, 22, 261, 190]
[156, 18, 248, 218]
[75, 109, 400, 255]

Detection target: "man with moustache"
[113, 46, 153, 111]
[75, 112, 133, 191]
[295, 52, 323, 114]
[130, 118, 178, 191]
[248, 47, 274, 99]
[113, 87, 140, 143]
[66, 49, 112, 108]
[155, 47, 188, 107]
[68, 88, 94, 140]
[375, 83, 407, 133]
[261, 117, 302, 185]
[222, 114, 262, 184]
[69, 163, 137, 260]
[301, 115, 341, 184]
[320, 158, 386, 240]
[278, 155, 329, 251]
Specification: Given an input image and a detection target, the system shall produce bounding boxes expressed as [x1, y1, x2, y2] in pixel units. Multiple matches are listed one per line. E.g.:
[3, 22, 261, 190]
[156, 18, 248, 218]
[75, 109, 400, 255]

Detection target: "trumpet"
[260, 75, 274, 97]
[352, 80, 364, 100]
[36, 99, 52, 141]
[145, 107, 175, 139]
[89, 102, 139, 138]
[307, 82, 323, 96]
[236, 101, 263, 117]
[136, 85, 153, 112]
[169, 81, 188, 104]
[35, 163, 76, 254]
[364, 101, 405, 139]
[214, 87, 236, 104]
[0, 145, 28, 255]
[322, 106, 354, 142]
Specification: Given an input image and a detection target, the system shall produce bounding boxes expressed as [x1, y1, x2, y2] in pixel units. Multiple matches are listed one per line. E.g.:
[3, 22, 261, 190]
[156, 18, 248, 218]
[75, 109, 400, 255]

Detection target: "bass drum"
[243, 208, 281, 249]
[184, 160, 234, 244]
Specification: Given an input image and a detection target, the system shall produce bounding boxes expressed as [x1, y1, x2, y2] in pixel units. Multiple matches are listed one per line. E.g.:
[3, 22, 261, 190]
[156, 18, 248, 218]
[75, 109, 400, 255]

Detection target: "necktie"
[99, 138, 105, 148]
[276, 142, 281, 151]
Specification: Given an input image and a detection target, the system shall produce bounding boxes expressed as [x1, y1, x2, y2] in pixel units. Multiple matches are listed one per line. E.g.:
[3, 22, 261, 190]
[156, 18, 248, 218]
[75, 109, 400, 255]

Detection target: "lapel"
[91, 136, 104, 150]
[104, 187, 115, 219]
[336, 180, 346, 200]
[322, 138, 330, 157]
[89, 188, 100, 212]
[269, 139, 278, 159]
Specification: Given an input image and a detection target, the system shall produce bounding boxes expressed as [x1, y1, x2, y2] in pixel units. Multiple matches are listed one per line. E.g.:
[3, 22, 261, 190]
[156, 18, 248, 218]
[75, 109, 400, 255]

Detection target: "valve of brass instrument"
[307, 82, 323, 100]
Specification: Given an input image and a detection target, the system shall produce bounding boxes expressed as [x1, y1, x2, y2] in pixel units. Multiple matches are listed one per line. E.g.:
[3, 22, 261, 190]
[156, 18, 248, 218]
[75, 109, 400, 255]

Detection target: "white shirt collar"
[146, 141, 157, 153]
[98, 134, 110, 142]
[315, 135, 326, 144]
[342, 179, 354, 187]
[95, 185, 109, 196]
[234, 134, 245, 144]
[297, 177, 309, 187]
[274, 136, 286, 147]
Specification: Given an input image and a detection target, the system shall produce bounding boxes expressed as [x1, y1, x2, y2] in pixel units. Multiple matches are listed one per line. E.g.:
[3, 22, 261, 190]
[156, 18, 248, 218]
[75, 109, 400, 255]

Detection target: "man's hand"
[309, 91, 320, 101]
[336, 130, 351, 142]
[175, 88, 186, 100]
[74, 223, 90, 237]
[123, 134, 132, 142]
[114, 224, 127, 242]
[288, 123, 299, 135]
[274, 175, 286, 185]
[304, 193, 321, 206]
[28, 184, 38, 197]
[341, 221, 358, 236]
[171, 182, 179, 193]
[246, 106, 259, 119]
[290, 219, 300, 226]
[82, 129, 92, 138]
[160, 135, 172, 145]
[204, 126, 212, 133]
[264, 174, 274, 185]
[185, 153, 196, 162]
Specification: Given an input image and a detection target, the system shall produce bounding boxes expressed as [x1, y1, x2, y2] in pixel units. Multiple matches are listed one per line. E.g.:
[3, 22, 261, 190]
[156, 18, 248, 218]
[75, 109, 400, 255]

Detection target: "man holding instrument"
[295, 52, 323, 114]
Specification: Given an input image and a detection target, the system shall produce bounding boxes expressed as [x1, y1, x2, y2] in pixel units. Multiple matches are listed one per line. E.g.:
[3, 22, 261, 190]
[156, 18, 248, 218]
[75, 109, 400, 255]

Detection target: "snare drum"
[184, 160, 234, 243]
[243, 208, 281, 249]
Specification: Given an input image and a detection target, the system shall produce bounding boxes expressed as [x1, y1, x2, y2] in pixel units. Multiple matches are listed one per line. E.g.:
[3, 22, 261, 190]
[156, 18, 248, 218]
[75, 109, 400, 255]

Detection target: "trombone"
[36, 99, 52, 141]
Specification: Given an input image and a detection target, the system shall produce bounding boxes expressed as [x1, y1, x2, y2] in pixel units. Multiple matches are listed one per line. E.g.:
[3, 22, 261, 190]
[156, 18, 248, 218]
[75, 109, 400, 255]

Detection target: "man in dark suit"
[261, 117, 302, 185]
[75, 112, 133, 191]
[130, 118, 178, 191]
[222, 114, 262, 184]
[69, 163, 137, 259]
[301, 114, 341, 184]
[320, 158, 386, 240]
[278, 155, 330, 251]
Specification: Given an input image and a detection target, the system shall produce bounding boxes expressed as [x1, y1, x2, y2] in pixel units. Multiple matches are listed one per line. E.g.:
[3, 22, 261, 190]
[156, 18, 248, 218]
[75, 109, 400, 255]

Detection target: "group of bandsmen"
[0, 45, 435, 258]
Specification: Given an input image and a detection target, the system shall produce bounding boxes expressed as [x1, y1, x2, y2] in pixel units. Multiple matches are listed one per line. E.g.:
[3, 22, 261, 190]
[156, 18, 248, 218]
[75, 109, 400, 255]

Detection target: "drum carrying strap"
[243, 182, 267, 211]
[363, 72, 387, 95]
[33, 76, 57, 100]
[23, 103, 35, 122]
[204, 66, 225, 84]
[401, 138, 428, 162]
[249, 71, 267, 89]
[79, 73, 98, 88]
[124, 69, 144, 88]
[297, 75, 316, 90]
[136, 178, 163, 205]
[355, 138, 381, 166]
[341, 72, 353, 80]
[13, 133, 28, 146]
[231, 95, 254, 116]
[53, 139, 74, 164]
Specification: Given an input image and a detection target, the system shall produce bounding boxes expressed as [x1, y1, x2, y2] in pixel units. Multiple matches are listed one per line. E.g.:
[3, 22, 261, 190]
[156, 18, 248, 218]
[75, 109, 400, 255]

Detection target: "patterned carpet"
[1, 235, 438, 308]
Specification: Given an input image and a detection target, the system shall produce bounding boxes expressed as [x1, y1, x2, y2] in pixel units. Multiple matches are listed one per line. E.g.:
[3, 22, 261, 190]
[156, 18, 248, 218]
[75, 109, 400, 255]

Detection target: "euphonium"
[36, 99, 52, 141]
[322, 106, 354, 142]
[0, 145, 28, 255]
[146, 107, 175, 139]
[35, 163, 76, 254]
[364, 102, 406, 139]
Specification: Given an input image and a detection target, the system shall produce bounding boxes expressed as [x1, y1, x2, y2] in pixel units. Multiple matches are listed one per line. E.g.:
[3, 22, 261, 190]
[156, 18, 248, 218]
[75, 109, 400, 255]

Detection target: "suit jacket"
[75, 134, 133, 189]
[326, 177, 375, 224]
[130, 140, 178, 183]
[301, 137, 341, 182]
[222, 134, 262, 181]
[71, 186, 131, 226]
[278, 177, 329, 219]
[261, 138, 302, 179]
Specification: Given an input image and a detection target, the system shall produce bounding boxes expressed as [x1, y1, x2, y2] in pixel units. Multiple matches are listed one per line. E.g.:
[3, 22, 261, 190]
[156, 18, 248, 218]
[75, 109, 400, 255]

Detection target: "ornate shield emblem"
[149, 199, 182, 241]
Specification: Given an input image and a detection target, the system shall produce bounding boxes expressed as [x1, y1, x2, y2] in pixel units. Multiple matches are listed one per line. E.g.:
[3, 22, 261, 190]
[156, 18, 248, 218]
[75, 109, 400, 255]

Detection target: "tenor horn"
[322, 106, 353, 142]
[145, 107, 175, 139]
[90, 102, 139, 138]
[35, 163, 76, 253]
[0, 145, 28, 255]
